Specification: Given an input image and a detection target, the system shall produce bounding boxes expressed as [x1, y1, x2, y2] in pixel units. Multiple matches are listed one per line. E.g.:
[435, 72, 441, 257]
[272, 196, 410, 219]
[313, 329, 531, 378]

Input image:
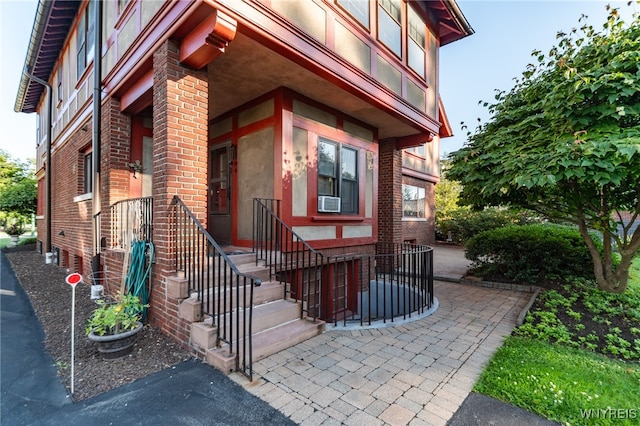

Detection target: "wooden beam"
[395, 133, 433, 150]
[180, 10, 237, 70]
[120, 69, 153, 114]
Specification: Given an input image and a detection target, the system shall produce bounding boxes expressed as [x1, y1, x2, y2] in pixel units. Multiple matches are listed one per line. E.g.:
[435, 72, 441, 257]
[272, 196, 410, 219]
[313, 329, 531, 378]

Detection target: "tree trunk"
[578, 216, 640, 294]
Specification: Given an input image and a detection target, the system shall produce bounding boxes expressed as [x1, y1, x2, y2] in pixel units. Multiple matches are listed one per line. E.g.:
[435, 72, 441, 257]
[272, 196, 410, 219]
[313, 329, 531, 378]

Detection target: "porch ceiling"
[207, 32, 421, 140]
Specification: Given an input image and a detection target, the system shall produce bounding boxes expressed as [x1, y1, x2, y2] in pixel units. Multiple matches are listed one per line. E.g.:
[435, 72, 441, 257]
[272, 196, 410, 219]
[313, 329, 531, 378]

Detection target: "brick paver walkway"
[232, 280, 532, 425]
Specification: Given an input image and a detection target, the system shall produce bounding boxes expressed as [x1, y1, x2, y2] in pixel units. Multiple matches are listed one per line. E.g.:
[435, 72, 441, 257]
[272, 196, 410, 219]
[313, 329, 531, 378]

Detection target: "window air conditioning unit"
[318, 196, 341, 213]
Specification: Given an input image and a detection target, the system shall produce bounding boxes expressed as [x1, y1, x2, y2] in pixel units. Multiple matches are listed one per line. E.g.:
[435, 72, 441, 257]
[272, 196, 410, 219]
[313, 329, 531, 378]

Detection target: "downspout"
[22, 71, 53, 259]
[92, 0, 103, 272]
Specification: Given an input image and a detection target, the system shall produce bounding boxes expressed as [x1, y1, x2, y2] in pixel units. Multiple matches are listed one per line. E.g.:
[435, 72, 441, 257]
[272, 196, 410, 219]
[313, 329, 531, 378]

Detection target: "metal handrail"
[171, 196, 259, 379]
[253, 199, 434, 326]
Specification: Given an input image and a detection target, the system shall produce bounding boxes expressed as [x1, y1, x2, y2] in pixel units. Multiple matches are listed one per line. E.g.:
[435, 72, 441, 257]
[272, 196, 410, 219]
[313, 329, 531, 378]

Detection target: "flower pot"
[87, 321, 143, 360]
[8, 235, 19, 247]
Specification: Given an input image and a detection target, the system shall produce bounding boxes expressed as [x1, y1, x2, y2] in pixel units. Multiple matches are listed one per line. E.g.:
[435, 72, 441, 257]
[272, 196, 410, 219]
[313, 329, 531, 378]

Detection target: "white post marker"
[65, 273, 83, 395]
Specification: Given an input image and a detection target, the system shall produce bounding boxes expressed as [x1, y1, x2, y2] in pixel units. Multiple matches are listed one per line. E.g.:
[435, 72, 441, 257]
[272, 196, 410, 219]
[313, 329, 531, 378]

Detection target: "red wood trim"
[208, 0, 439, 135]
[311, 216, 365, 222]
[179, 10, 237, 70]
[438, 96, 453, 138]
[395, 132, 433, 150]
[120, 69, 153, 114]
[403, 167, 440, 184]
[103, 0, 196, 96]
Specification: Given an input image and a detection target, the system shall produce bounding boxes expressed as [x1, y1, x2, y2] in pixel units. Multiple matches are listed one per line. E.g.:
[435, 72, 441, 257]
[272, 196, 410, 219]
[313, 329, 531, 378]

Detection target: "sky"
[0, 0, 637, 163]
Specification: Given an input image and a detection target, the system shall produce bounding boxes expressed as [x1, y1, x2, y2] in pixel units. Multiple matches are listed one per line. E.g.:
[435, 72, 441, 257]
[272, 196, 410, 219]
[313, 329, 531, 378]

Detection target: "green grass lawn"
[0, 235, 37, 249]
[475, 257, 640, 425]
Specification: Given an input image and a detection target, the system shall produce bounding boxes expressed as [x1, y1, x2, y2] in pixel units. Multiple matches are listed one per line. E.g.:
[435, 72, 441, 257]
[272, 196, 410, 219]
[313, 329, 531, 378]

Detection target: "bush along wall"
[465, 223, 601, 285]
[436, 208, 541, 244]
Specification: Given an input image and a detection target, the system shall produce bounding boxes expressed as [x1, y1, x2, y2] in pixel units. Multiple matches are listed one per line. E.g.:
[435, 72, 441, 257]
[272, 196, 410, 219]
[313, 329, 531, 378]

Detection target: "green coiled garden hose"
[125, 240, 155, 321]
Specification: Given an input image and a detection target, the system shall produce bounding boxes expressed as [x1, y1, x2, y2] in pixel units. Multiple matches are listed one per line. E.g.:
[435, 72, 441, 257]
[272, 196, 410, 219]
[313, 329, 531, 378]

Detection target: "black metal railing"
[253, 199, 434, 326]
[110, 196, 153, 249]
[172, 196, 259, 380]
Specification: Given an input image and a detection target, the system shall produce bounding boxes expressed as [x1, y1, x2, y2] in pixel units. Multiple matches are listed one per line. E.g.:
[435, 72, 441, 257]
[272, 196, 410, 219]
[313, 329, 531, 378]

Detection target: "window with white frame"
[403, 184, 425, 218]
[337, 0, 370, 29]
[377, 0, 402, 57]
[318, 138, 359, 214]
[407, 5, 426, 77]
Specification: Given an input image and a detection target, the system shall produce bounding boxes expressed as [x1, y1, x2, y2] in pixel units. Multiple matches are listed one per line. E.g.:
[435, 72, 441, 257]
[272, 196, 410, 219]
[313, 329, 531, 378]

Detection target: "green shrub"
[436, 208, 540, 244]
[465, 224, 598, 284]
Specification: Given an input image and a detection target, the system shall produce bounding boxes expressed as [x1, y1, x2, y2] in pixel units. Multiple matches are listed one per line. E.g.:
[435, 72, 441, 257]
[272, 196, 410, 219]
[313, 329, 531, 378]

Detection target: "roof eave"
[14, 0, 79, 114]
[440, 0, 474, 46]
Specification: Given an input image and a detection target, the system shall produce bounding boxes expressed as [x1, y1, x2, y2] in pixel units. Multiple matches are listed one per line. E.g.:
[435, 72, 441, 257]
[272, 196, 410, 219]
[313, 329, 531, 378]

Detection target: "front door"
[209, 144, 232, 244]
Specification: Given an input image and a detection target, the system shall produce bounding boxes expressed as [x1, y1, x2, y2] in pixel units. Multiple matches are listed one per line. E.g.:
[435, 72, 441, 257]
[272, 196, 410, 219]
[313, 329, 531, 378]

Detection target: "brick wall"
[45, 118, 94, 275]
[378, 139, 403, 246]
[149, 39, 209, 343]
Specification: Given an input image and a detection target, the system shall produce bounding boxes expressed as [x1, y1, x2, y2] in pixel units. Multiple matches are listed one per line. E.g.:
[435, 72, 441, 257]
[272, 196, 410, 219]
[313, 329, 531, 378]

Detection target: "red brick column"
[378, 138, 403, 246]
[150, 39, 209, 339]
[100, 97, 132, 283]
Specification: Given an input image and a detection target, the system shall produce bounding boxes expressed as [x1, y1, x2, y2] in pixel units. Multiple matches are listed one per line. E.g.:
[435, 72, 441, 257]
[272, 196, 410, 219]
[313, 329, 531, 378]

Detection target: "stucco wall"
[238, 127, 275, 240]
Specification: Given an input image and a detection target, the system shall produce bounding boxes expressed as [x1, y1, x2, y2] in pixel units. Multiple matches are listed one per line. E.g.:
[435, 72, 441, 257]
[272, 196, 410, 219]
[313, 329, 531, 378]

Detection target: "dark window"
[84, 152, 93, 194]
[318, 138, 359, 214]
[77, 0, 95, 79]
[57, 64, 63, 104]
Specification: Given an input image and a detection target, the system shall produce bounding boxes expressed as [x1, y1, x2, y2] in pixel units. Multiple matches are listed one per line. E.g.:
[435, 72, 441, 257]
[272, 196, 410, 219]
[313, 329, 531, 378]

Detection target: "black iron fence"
[171, 196, 259, 379]
[253, 199, 433, 326]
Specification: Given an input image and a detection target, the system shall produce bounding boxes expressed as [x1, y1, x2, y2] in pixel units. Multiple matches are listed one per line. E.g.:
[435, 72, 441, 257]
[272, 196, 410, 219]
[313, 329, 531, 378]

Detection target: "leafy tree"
[0, 150, 36, 227]
[447, 6, 640, 293]
[435, 159, 466, 222]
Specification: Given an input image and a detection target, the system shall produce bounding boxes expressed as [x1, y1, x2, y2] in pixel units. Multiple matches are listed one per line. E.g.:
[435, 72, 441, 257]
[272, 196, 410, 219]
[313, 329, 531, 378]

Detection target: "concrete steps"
[176, 251, 324, 377]
[205, 317, 325, 373]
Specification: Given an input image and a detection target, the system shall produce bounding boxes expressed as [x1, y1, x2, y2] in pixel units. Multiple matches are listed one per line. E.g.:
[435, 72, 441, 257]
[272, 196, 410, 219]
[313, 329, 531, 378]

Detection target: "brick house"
[15, 0, 472, 377]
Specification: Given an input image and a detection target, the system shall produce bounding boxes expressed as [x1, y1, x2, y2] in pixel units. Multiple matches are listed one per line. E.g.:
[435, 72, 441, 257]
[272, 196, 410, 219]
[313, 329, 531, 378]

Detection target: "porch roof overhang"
[14, 0, 80, 114]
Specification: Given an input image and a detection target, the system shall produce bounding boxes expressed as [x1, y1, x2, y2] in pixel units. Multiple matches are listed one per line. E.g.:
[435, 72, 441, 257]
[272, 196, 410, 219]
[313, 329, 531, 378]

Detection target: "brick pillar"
[150, 39, 209, 338]
[378, 138, 402, 246]
[100, 97, 132, 281]
[101, 97, 132, 206]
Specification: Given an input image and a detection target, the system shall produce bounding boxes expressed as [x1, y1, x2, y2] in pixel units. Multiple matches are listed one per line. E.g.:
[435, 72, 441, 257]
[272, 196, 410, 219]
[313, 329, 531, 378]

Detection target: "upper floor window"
[117, 0, 129, 15]
[406, 144, 425, 157]
[77, 0, 96, 79]
[318, 139, 359, 214]
[337, 0, 370, 29]
[57, 64, 63, 105]
[403, 184, 425, 218]
[377, 0, 402, 57]
[407, 5, 426, 78]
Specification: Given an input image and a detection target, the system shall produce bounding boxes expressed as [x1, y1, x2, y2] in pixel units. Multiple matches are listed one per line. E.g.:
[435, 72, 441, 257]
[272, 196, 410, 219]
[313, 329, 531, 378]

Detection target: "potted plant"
[5, 221, 24, 247]
[86, 292, 149, 360]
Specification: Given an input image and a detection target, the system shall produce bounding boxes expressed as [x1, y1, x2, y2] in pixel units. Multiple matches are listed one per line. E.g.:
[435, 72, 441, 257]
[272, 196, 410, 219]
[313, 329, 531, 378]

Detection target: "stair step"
[205, 317, 325, 372]
[251, 318, 325, 361]
[226, 252, 258, 266]
[192, 280, 284, 312]
[216, 299, 300, 336]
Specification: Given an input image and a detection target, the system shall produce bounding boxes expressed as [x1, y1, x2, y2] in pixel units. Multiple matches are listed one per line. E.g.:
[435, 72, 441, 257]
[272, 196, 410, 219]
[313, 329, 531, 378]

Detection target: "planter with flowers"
[86, 292, 149, 360]
[5, 222, 24, 247]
